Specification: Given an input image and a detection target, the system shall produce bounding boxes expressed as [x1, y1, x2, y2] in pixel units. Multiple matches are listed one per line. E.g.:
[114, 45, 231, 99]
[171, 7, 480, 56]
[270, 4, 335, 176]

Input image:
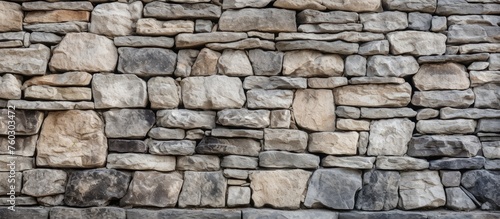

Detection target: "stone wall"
[0, 0, 499, 218]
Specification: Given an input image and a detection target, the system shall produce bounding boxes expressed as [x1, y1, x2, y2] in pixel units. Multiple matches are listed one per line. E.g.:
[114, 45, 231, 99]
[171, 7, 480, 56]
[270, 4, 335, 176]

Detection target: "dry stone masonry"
[0, 0, 499, 218]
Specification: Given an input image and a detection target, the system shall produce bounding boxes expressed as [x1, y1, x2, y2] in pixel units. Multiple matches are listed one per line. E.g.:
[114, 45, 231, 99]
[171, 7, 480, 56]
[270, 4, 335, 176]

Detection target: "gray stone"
[356, 170, 400, 210]
[0, 207, 49, 219]
[92, 74, 147, 109]
[22, 1, 94, 11]
[309, 132, 359, 155]
[305, 168, 362, 210]
[104, 109, 155, 138]
[412, 89, 475, 108]
[461, 170, 500, 209]
[293, 89, 336, 131]
[247, 89, 293, 109]
[148, 77, 180, 109]
[416, 119, 476, 134]
[349, 77, 406, 85]
[195, 19, 212, 33]
[417, 108, 439, 120]
[177, 155, 220, 171]
[461, 44, 500, 55]
[248, 49, 283, 76]
[182, 76, 246, 110]
[485, 160, 500, 170]
[7, 101, 94, 111]
[360, 11, 407, 33]
[376, 156, 429, 170]
[409, 12, 432, 30]
[0, 110, 43, 136]
[367, 56, 419, 77]
[430, 157, 485, 170]
[0, 135, 37, 156]
[1, 197, 37, 206]
[178, 171, 227, 208]
[50, 207, 125, 219]
[297, 9, 358, 24]
[336, 119, 370, 131]
[30, 32, 62, 45]
[483, 141, 500, 159]
[298, 23, 362, 33]
[308, 77, 348, 88]
[127, 209, 240, 219]
[360, 108, 417, 119]
[474, 83, 500, 109]
[345, 55, 366, 76]
[336, 106, 361, 119]
[147, 140, 196, 156]
[136, 19, 194, 36]
[339, 211, 428, 219]
[431, 16, 447, 32]
[223, 0, 272, 9]
[440, 171, 461, 187]
[89, 2, 142, 37]
[322, 156, 375, 169]
[224, 169, 248, 180]
[118, 48, 177, 76]
[217, 49, 253, 76]
[276, 40, 359, 55]
[64, 169, 130, 207]
[23, 22, 88, 34]
[264, 128, 308, 152]
[211, 128, 263, 139]
[445, 187, 477, 211]
[108, 139, 147, 153]
[387, 31, 447, 55]
[333, 83, 412, 107]
[0, 44, 50, 76]
[367, 118, 415, 156]
[440, 107, 500, 119]
[283, 50, 344, 77]
[22, 169, 66, 197]
[206, 38, 275, 51]
[270, 110, 291, 128]
[418, 53, 490, 64]
[359, 40, 389, 55]
[176, 32, 248, 48]
[107, 153, 176, 171]
[114, 36, 174, 48]
[274, 0, 381, 12]
[250, 170, 311, 209]
[22, 72, 91, 89]
[408, 135, 482, 157]
[190, 48, 220, 76]
[24, 86, 91, 101]
[222, 155, 258, 169]
[400, 171, 446, 210]
[185, 129, 205, 140]
[490, 53, 500, 70]
[243, 76, 307, 89]
[259, 151, 320, 169]
[243, 209, 337, 219]
[0, 172, 21, 194]
[227, 187, 251, 207]
[144, 2, 221, 19]
[196, 137, 261, 157]
[0, 155, 33, 171]
[437, 0, 500, 15]
[448, 25, 500, 43]
[121, 171, 182, 208]
[157, 109, 216, 129]
[217, 109, 270, 128]
[413, 63, 470, 91]
[248, 31, 274, 40]
[470, 71, 500, 87]
[219, 9, 296, 32]
[148, 128, 185, 140]
[174, 49, 198, 77]
[382, 0, 436, 13]
[0, 74, 21, 99]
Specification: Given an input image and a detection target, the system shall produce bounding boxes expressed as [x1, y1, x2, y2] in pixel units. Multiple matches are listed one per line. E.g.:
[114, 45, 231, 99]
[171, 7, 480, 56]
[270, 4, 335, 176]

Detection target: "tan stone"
[250, 170, 311, 209]
[24, 10, 90, 24]
[0, 44, 51, 76]
[90, 2, 142, 37]
[0, 74, 22, 99]
[293, 89, 336, 131]
[191, 48, 221, 76]
[136, 18, 194, 36]
[0, 1, 23, 32]
[400, 171, 446, 210]
[283, 50, 343, 77]
[387, 31, 447, 56]
[148, 77, 180, 109]
[218, 49, 253, 76]
[333, 83, 412, 107]
[181, 76, 246, 110]
[413, 63, 470, 91]
[24, 85, 92, 101]
[308, 132, 359, 155]
[336, 119, 370, 131]
[22, 72, 92, 89]
[37, 110, 107, 168]
[106, 153, 176, 172]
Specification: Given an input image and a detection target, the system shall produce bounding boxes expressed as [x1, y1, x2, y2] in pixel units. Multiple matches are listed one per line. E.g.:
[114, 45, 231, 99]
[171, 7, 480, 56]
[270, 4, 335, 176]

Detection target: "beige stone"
[274, 0, 381, 12]
[90, 2, 142, 37]
[24, 85, 92, 101]
[148, 77, 180, 109]
[0, 74, 22, 99]
[37, 110, 107, 168]
[137, 18, 194, 36]
[470, 71, 500, 87]
[413, 63, 470, 91]
[282, 50, 343, 77]
[293, 89, 336, 131]
[218, 49, 253, 76]
[191, 48, 221, 76]
[219, 8, 296, 32]
[336, 119, 370, 131]
[387, 31, 447, 56]
[308, 132, 359, 155]
[175, 32, 248, 48]
[0, 1, 23, 32]
[368, 118, 415, 156]
[400, 171, 446, 210]
[22, 72, 92, 89]
[24, 10, 90, 23]
[107, 153, 175, 172]
[333, 83, 412, 107]
[0, 44, 51, 75]
[181, 76, 245, 110]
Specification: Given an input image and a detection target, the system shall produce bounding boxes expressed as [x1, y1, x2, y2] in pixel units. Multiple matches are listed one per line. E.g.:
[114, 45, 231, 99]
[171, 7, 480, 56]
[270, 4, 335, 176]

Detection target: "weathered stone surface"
[334, 83, 412, 107]
[211, 128, 263, 139]
[37, 110, 106, 168]
[276, 33, 383, 43]
[92, 74, 147, 109]
[0, 1, 22, 32]
[282, 50, 343, 77]
[0, 207, 49, 219]
[400, 171, 446, 210]
[264, 129, 308, 152]
[248, 49, 283, 76]
[360, 12, 407, 33]
[243, 209, 338, 219]
[359, 40, 389, 55]
[297, 9, 358, 24]
[387, 31, 447, 55]
[276, 40, 359, 54]
[470, 71, 500, 87]
[217, 49, 253, 76]
[207, 38, 275, 51]
[360, 108, 417, 119]
[50, 207, 125, 219]
[274, 0, 381, 12]
[7, 100, 94, 110]
[486, 160, 500, 170]
[461, 170, 500, 209]
[24, 22, 88, 34]
[176, 32, 248, 48]
[299, 23, 362, 33]
[308, 77, 348, 88]
[127, 209, 241, 219]
[293, 89, 336, 131]
[440, 171, 461, 187]
[366, 55, 419, 77]
[217, 109, 270, 128]
[136, 19, 194, 36]
[243, 76, 307, 89]
[0, 110, 43, 136]
[408, 135, 482, 157]
[0, 155, 33, 171]
[367, 118, 415, 156]
[413, 63, 470, 91]
[474, 83, 500, 109]
[190, 48, 219, 76]
[144, 2, 221, 19]
[417, 119, 476, 134]
[418, 53, 490, 64]
[49, 33, 117, 72]
[24, 10, 89, 24]
[219, 9, 296, 32]
[222, 155, 258, 169]
[22, 72, 92, 89]
[0, 74, 21, 99]
[108, 139, 147, 153]
[147, 77, 180, 109]
[431, 16, 447, 32]
[376, 156, 429, 170]
[22, 1, 94, 11]
[148, 139, 196, 155]
[90, 2, 142, 37]
[104, 109, 154, 138]
[107, 153, 176, 171]
[349, 77, 406, 85]
[270, 110, 291, 128]
[309, 131, 359, 155]
[0, 44, 50, 76]
[196, 137, 261, 156]
[305, 168, 362, 210]
[489, 53, 500, 70]
[322, 156, 375, 169]
[24, 86, 91, 101]
[121, 171, 183, 207]
[148, 128, 185, 140]
[223, 0, 272, 9]
[339, 211, 428, 219]
[0, 135, 37, 156]
[157, 109, 216, 129]
[409, 12, 432, 30]
[178, 171, 226, 207]
[445, 187, 477, 211]
[469, 62, 490, 71]
[64, 169, 130, 207]
[227, 186, 251, 207]
[383, 0, 437, 13]
[182, 76, 245, 110]
[345, 55, 366, 76]
[247, 89, 293, 109]
[336, 106, 361, 119]
[174, 49, 198, 77]
[430, 157, 485, 170]
[118, 48, 177, 76]
[114, 36, 174, 48]
[259, 151, 319, 169]
[412, 89, 475, 108]
[448, 25, 500, 43]
[483, 142, 500, 159]
[250, 169, 311, 209]
[356, 170, 400, 211]
[177, 155, 220, 171]
[22, 169, 66, 197]
[336, 119, 369, 131]
[460, 43, 500, 54]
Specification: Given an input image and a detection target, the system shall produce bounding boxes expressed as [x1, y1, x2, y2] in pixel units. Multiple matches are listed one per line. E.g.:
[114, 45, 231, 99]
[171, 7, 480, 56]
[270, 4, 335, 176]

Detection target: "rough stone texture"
[22, 169, 67, 197]
[376, 156, 429, 170]
[412, 89, 475, 108]
[274, 0, 381, 12]
[218, 49, 253, 76]
[366, 55, 419, 77]
[92, 74, 147, 109]
[293, 89, 336, 131]
[445, 187, 477, 211]
[217, 109, 270, 128]
[461, 170, 500, 209]
[107, 153, 176, 171]
[0, 1, 22, 32]
[360, 12, 408, 33]
[248, 49, 283, 75]
[399, 171, 446, 210]
[259, 151, 320, 169]
[250, 170, 311, 209]
[121, 171, 183, 207]
[264, 128, 308, 152]
[408, 135, 482, 157]
[50, 207, 126, 219]
[147, 77, 180, 109]
[178, 171, 227, 208]
[383, 0, 436, 13]
[334, 83, 412, 107]
[182, 76, 245, 110]
[345, 55, 367, 76]
[144, 2, 221, 20]
[297, 9, 358, 24]
[360, 108, 417, 119]
[219, 9, 296, 32]
[0, 44, 50, 75]
[104, 109, 155, 138]
[474, 83, 500, 109]
[22, 72, 92, 88]
[196, 137, 261, 157]
[282, 50, 343, 77]
[430, 157, 485, 170]
[387, 31, 447, 56]
[247, 89, 293, 109]
[356, 170, 400, 210]
[416, 119, 476, 134]
[0, 74, 21, 99]
[136, 19, 194, 36]
[89, 2, 142, 37]
[37, 110, 107, 168]
[413, 63, 470, 91]
[118, 47, 177, 76]
[157, 110, 216, 129]
[409, 12, 432, 30]
[322, 156, 375, 169]
[367, 119, 415, 156]
[309, 132, 359, 155]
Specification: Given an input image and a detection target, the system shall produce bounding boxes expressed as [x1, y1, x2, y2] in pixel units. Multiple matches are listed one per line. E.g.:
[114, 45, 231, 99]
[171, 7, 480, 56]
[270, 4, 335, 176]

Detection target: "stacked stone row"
[0, 0, 499, 218]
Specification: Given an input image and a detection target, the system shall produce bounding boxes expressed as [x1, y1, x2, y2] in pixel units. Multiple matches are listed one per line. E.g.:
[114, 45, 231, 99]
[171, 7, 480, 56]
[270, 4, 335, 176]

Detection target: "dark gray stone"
[339, 210, 428, 219]
[64, 169, 131, 207]
[103, 109, 155, 139]
[474, 83, 500, 109]
[440, 171, 461, 187]
[0, 207, 49, 219]
[196, 137, 261, 157]
[243, 209, 338, 219]
[461, 170, 500, 209]
[128, 209, 241, 219]
[430, 157, 485, 170]
[118, 47, 176, 76]
[259, 151, 320, 169]
[108, 139, 147, 153]
[178, 171, 227, 208]
[304, 168, 362, 210]
[221, 155, 258, 169]
[0, 110, 43, 135]
[248, 49, 283, 76]
[407, 135, 481, 157]
[144, 2, 221, 19]
[356, 170, 400, 210]
[50, 207, 126, 219]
